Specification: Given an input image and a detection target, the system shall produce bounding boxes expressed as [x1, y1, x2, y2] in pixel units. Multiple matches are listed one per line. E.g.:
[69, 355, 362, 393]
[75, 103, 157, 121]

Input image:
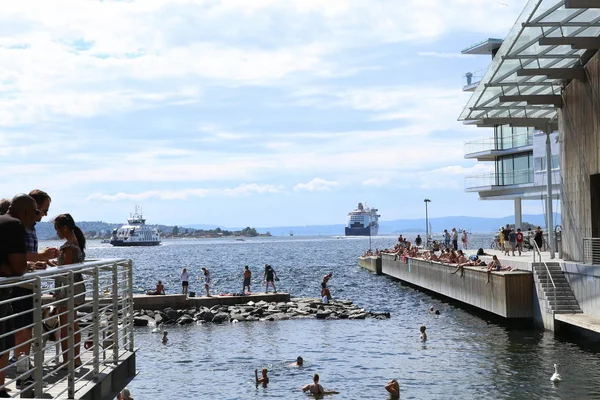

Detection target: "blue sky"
[0, 0, 542, 227]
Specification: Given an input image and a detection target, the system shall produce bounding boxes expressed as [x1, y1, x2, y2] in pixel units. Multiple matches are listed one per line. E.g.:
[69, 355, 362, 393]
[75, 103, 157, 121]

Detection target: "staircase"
[533, 262, 582, 314]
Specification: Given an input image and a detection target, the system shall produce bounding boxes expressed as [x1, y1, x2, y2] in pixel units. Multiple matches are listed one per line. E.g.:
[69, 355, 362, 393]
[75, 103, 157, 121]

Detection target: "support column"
[546, 131, 555, 259]
[514, 197, 522, 230]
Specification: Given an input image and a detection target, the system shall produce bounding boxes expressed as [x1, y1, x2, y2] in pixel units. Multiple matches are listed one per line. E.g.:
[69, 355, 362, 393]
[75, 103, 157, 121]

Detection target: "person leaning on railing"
[0, 194, 38, 398]
[53, 213, 87, 368]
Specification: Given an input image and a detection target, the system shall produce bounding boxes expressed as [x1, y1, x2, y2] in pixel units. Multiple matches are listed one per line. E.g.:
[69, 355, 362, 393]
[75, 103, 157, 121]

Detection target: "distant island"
[34, 221, 270, 240]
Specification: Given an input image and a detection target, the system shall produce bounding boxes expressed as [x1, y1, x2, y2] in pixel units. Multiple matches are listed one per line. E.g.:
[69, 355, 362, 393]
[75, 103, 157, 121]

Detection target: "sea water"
[43, 235, 600, 399]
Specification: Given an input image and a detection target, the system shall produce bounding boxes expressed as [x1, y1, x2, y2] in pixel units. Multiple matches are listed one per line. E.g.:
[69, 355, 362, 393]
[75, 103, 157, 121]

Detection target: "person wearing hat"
[263, 264, 278, 294]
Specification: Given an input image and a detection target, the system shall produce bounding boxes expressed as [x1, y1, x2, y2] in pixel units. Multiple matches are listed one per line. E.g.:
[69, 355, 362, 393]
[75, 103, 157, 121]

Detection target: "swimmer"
[291, 356, 303, 367]
[428, 306, 434, 313]
[434, 310, 440, 315]
[385, 379, 400, 398]
[162, 331, 168, 344]
[420, 325, 427, 342]
[255, 368, 269, 387]
[301, 373, 339, 395]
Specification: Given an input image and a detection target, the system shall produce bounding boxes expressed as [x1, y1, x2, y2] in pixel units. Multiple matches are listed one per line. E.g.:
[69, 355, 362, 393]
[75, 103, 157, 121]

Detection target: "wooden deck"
[381, 254, 533, 318]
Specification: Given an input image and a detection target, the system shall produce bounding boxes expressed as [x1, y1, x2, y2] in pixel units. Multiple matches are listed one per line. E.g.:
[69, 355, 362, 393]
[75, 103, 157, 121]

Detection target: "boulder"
[349, 313, 366, 320]
[177, 315, 194, 325]
[203, 311, 215, 322]
[316, 311, 332, 320]
[133, 317, 149, 327]
[230, 314, 246, 322]
[265, 313, 289, 322]
[164, 308, 179, 322]
[146, 310, 155, 319]
[211, 312, 230, 324]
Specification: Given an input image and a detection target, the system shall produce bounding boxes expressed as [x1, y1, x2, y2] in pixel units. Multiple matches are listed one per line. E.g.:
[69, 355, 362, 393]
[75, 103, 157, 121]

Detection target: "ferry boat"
[345, 203, 380, 236]
[110, 206, 161, 246]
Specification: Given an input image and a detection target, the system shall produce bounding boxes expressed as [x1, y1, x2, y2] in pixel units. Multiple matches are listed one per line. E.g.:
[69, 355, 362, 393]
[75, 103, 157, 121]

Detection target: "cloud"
[362, 177, 391, 187]
[417, 52, 473, 59]
[293, 178, 340, 192]
[87, 183, 286, 202]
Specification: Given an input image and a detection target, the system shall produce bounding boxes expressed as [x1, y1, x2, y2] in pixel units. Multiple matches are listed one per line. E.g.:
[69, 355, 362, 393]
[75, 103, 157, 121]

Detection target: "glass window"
[551, 155, 559, 170]
[514, 154, 530, 184]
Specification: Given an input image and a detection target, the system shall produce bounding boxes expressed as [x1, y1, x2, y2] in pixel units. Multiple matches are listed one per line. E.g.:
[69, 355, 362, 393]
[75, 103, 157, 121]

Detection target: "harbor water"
[44, 235, 600, 399]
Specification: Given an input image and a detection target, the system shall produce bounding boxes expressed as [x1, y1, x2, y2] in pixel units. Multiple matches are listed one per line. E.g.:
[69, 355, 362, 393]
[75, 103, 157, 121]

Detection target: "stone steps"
[533, 265, 582, 315]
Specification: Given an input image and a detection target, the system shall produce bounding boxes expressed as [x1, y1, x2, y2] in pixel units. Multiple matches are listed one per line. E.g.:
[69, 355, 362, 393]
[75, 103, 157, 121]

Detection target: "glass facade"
[496, 153, 534, 185]
[534, 155, 560, 172]
[495, 125, 533, 150]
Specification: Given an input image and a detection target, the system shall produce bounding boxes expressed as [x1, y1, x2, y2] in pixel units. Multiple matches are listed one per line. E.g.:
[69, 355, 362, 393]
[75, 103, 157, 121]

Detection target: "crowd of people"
[0, 190, 89, 396]
[147, 264, 281, 298]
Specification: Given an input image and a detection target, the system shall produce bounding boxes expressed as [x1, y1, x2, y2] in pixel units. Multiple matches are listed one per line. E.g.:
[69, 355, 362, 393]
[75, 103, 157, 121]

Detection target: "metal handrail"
[532, 240, 556, 314]
[0, 258, 133, 398]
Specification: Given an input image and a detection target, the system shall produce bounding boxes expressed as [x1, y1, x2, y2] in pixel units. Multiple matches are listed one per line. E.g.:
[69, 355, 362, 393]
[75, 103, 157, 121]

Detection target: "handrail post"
[92, 266, 100, 380]
[127, 260, 134, 352]
[32, 277, 44, 397]
[112, 264, 119, 365]
[121, 265, 128, 350]
[67, 271, 75, 399]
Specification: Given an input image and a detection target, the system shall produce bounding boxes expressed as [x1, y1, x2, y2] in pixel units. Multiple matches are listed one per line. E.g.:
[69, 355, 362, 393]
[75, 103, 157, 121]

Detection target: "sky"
[0, 0, 545, 227]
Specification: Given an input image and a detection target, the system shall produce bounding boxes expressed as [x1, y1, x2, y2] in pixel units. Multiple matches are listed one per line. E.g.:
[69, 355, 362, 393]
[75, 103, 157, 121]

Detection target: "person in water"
[291, 356, 303, 366]
[162, 331, 168, 344]
[385, 379, 400, 398]
[420, 325, 427, 341]
[255, 368, 269, 387]
[301, 373, 339, 395]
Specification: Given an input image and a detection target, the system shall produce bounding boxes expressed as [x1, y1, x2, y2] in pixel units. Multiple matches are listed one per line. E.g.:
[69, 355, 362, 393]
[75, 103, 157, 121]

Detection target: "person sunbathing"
[451, 255, 485, 277]
[455, 250, 468, 264]
[486, 255, 513, 283]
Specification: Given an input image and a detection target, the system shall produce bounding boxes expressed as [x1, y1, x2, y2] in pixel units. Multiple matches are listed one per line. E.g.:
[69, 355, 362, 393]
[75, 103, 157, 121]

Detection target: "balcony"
[465, 168, 534, 191]
[464, 132, 533, 161]
[0, 258, 135, 399]
[462, 68, 486, 91]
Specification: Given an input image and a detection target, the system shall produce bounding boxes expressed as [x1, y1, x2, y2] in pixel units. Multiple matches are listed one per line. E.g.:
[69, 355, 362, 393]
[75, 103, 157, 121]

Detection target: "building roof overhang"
[458, 0, 600, 128]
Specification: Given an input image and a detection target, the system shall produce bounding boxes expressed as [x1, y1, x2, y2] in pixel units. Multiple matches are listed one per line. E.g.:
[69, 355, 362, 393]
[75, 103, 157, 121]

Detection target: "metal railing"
[462, 68, 487, 88]
[583, 238, 600, 265]
[0, 258, 133, 399]
[532, 241, 556, 315]
[465, 168, 534, 190]
[464, 132, 533, 155]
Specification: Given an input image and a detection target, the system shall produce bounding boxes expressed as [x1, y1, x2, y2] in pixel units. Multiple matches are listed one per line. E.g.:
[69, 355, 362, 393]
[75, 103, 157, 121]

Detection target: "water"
[44, 235, 600, 399]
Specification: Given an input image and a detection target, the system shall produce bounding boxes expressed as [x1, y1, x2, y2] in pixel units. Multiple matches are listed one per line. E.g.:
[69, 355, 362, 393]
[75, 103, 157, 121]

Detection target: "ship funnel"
[357, 203, 364, 211]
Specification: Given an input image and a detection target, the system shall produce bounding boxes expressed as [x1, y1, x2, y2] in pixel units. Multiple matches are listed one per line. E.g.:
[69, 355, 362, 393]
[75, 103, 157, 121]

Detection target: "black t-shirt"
[502, 229, 510, 240]
[0, 214, 26, 273]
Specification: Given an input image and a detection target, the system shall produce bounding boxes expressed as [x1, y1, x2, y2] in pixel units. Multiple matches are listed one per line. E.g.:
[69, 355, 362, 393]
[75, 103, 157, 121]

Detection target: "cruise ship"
[345, 203, 380, 236]
[110, 206, 161, 246]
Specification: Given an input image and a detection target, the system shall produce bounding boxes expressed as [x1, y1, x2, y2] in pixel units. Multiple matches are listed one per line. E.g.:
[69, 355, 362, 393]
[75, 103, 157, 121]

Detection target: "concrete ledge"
[133, 293, 291, 310]
[381, 254, 533, 318]
[555, 313, 600, 334]
[358, 256, 382, 275]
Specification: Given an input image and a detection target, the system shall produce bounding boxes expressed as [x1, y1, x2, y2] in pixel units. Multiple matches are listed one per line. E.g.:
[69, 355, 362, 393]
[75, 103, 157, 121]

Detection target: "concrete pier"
[132, 292, 291, 310]
[381, 254, 533, 318]
[358, 256, 382, 275]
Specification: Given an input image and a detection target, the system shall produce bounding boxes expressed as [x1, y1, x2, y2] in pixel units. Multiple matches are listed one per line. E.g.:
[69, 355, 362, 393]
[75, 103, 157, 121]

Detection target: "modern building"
[461, 38, 561, 230]
[458, 0, 600, 324]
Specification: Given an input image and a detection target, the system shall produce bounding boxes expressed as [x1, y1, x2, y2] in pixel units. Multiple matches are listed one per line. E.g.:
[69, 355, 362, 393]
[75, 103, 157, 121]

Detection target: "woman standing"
[461, 230, 468, 250]
[263, 264, 278, 294]
[54, 213, 86, 367]
[201, 267, 211, 297]
[534, 226, 544, 250]
[181, 268, 189, 296]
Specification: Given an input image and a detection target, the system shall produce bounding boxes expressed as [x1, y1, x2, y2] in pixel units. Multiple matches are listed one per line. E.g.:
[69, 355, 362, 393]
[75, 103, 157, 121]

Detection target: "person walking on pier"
[264, 264, 278, 293]
[461, 230, 468, 250]
[443, 229, 450, 249]
[201, 267, 211, 297]
[451, 228, 458, 250]
[516, 228, 524, 256]
[534, 226, 544, 250]
[181, 268, 189, 296]
[243, 266, 252, 294]
[415, 234, 422, 247]
[508, 229, 517, 256]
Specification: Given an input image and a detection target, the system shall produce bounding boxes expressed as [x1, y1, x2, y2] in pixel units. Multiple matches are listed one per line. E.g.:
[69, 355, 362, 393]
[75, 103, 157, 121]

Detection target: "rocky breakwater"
[133, 297, 391, 326]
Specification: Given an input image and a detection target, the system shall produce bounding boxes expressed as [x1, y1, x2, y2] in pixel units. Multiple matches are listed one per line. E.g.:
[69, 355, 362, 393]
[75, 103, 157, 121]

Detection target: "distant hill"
[33, 214, 560, 239]
[188, 213, 561, 236]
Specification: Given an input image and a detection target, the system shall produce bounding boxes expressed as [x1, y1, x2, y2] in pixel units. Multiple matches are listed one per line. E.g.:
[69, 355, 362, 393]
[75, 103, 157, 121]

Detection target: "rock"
[133, 317, 149, 327]
[316, 311, 332, 320]
[246, 301, 255, 306]
[245, 316, 259, 322]
[265, 313, 289, 322]
[211, 312, 229, 324]
[154, 314, 164, 326]
[177, 315, 194, 325]
[203, 311, 214, 322]
[164, 308, 179, 322]
[231, 314, 246, 322]
[255, 300, 268, 307]
[370, 312, 391, 319]
[146, 310, 155, 319]
[251, 308, 264, 317]
[349, 313, 366, 320]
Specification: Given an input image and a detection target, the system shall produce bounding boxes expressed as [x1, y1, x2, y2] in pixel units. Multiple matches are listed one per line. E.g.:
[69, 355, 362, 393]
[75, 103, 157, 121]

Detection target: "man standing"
[451, 228, 458, 250]
[242, 266, 252, 294]
[415, 235, 422, 247]
[443, 229, 450, 249]
[516, 228, 524, 256]
[0, 194, 37, 397]
[263, 264, 277, 294]
[12, 190, 57, 389]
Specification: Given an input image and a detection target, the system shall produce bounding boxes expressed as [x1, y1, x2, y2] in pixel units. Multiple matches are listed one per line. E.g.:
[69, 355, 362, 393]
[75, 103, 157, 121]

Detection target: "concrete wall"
[358, 256, 382, 275]
[563, 262, 600, 319]
[381, 254, 533, 318]
[558, 50, 600, 262]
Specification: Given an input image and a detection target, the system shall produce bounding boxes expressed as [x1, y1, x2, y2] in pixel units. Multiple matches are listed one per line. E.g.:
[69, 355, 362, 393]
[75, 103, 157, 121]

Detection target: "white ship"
[345, 203, 380, 236]
[110, 206, 161, 247]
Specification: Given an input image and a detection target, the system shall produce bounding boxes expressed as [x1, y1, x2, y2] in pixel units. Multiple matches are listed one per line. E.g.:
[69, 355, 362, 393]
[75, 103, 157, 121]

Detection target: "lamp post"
[424, 199, 431, 249]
